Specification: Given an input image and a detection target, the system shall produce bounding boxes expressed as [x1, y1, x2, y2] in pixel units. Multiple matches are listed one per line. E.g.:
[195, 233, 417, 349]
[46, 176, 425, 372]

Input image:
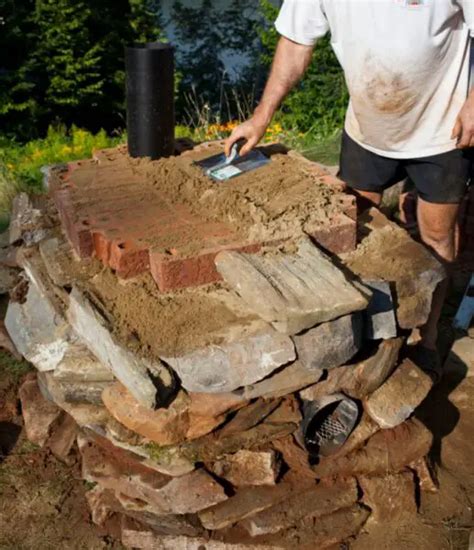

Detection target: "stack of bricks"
[47, 143, 357, 291]
[3, 143, 447, 549]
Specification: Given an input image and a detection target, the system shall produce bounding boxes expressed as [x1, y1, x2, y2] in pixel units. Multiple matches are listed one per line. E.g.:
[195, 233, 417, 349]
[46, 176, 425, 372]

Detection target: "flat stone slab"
[300, 338, 403, 401]
[292, 313, 363, 372]
[359, 472, 416, 525]
[102, 382, 245, 446]
[236, 361, 323, 400]
[210, 450, 280, 487]
[343, 208, 446, 329]
[67, 287, 175, 409]
[215, 238, 368, 335]
[5, 280, 71, 372]
[121, 517, 279, 549]
[241, 478, 357, 536]
[162, 328, 295, 393]
[363, 279, 397, 340]
[78, 434, 227, 515]
[53, 344, 115, 382]
[199, 483, 296, 530]
[19, 377, 63, 447]
[364, 358, 433, 429]
[250, 504, 370, 550]
[311, 418, 432, 478]
[40, 370, 109, 405]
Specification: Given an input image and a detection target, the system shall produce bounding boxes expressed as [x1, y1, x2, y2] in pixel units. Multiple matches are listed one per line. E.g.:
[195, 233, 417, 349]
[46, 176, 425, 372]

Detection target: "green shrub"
[259, 0, 348, 139]
[0, 125, 124, 190]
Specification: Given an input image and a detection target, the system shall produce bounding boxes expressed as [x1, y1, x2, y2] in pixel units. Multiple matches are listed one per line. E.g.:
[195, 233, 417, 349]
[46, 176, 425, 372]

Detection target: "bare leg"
[351, 189, 383, 207]
[416, 198, 460, 350]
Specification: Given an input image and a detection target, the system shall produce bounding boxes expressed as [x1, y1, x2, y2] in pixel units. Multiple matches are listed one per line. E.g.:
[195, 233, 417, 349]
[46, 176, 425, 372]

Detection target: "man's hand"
[224, 115, 270, 157]
[452, 91, 474, 148]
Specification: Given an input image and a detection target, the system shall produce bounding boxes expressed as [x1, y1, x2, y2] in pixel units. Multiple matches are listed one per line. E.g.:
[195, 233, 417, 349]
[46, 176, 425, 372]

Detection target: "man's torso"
[277, 0, 471, 158]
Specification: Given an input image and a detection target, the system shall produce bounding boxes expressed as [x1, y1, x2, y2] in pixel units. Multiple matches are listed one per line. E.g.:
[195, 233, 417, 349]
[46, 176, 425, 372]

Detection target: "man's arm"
[224, 36, 314, 157]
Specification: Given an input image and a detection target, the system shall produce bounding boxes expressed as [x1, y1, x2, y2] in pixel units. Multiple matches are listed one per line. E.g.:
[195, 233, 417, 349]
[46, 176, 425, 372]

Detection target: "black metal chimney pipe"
[125, 43, 175, 159]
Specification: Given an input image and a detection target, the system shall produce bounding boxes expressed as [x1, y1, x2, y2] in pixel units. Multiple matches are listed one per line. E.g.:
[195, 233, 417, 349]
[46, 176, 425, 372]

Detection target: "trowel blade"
[195, 148, 270, 182]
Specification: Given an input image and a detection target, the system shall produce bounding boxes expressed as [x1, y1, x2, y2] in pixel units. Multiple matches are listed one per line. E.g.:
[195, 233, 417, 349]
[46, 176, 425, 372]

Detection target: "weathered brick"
[150, 242, 261, 292]
[307, 213, 357, 255]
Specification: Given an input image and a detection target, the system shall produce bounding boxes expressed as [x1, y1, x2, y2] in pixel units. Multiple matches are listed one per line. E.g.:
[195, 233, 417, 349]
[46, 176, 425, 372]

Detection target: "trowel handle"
[226, 138, 247, 163]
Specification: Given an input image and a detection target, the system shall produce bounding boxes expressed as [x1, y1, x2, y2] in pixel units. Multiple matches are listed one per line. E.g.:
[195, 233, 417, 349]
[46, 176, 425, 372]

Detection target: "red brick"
[339, 194, 357, 221]
[319, 174, 347, 192]
[150, 242, 261, 292]
[108, 239, 150, 279]
[307, 213, 356, 255]
[51, 187, 94, 258]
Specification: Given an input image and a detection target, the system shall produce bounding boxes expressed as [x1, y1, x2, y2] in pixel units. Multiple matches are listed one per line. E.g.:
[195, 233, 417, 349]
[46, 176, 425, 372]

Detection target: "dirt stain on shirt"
[352, 55, 420, 115]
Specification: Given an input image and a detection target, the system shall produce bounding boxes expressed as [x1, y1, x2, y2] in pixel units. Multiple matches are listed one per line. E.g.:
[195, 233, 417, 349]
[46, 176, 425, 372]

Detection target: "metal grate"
[307, 416, 346, 446]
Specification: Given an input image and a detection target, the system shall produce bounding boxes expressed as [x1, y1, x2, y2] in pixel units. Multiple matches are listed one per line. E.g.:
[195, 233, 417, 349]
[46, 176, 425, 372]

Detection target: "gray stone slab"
[363, 279, 397, 340]
[300, 338, 403, 401]
[343, 208, 446, 330]
[67, 287, 175, 409]
[215, 237, 368, 335]
[293, 313, 363, 372]
[40, 370, 110, 405]
[236, 361, 323, 400]
[53, 344, 115, 383]
[5, 281, 72, 371]
[162, 329, 295, 394]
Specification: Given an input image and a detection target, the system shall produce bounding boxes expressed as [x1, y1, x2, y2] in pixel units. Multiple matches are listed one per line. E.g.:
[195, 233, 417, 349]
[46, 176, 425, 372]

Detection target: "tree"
[172, 0, 261, 123]
[0, 0, 163, 139]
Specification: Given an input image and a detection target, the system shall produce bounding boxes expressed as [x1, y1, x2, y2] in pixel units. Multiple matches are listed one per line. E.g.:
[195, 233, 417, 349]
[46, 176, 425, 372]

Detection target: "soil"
[0, 365, 124, 550]
[112, 144, 344, 246]
[343, 218, 439, 283]
[83, 269, 262, 357]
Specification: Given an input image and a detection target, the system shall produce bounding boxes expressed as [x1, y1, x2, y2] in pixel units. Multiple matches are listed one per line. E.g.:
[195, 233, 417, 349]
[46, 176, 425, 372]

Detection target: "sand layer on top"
[129, 144, 346, 245]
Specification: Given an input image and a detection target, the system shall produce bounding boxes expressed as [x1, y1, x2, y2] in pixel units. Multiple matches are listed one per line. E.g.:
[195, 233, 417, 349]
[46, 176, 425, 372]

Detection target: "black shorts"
[339, 130, 471, 204]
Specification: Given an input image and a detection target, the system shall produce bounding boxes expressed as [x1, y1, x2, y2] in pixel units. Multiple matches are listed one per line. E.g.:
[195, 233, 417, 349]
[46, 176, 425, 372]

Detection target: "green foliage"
[0, 351, 32, 385]
[0, 125, 124, 190]
[172, 0, 261, 123]
[0, 0, 163, 139]
[259, 0, 348, 138]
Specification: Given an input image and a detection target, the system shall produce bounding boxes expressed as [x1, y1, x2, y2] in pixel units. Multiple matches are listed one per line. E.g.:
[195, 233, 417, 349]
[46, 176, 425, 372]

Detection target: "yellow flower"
[6, 163, 14, 170]
[61, 145, 73, 155]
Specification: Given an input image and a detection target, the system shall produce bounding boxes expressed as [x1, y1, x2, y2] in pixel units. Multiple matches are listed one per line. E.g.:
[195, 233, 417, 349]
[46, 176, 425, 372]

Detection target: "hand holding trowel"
[196, 138, 270, 182]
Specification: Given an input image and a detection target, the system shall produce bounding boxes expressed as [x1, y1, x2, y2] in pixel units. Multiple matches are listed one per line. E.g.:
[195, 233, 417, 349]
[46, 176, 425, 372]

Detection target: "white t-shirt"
[275, 0, 474, 158]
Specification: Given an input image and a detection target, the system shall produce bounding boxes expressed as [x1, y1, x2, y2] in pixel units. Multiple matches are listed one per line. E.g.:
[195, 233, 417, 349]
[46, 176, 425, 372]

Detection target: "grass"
[0, 351, 32, 385]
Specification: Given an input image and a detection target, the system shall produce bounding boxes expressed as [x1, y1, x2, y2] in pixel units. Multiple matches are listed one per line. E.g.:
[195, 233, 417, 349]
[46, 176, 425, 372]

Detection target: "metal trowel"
[195, 140, 270, 182]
